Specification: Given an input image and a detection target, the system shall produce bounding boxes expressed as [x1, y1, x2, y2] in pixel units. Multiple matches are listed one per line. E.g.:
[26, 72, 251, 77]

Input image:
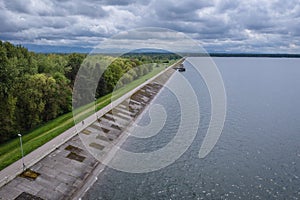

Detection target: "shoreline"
[72, 61, 180, 199]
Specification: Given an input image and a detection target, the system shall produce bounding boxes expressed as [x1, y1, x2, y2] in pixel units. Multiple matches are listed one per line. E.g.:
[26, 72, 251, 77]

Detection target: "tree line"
[0, 41, 180, 143]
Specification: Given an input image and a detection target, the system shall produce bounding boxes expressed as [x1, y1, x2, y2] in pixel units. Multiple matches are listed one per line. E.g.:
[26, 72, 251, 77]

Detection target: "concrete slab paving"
[0, 136, 99, 200]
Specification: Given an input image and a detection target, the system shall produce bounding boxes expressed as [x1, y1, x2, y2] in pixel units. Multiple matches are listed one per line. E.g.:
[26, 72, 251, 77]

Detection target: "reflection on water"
[83, 57, 300, 199]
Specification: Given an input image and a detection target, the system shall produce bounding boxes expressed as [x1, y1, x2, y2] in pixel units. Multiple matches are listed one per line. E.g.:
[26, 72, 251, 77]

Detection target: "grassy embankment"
[0, 63, 175, 171]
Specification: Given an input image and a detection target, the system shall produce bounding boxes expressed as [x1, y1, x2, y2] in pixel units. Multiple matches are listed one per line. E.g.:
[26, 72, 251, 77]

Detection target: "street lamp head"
[18, 134, 22, 137]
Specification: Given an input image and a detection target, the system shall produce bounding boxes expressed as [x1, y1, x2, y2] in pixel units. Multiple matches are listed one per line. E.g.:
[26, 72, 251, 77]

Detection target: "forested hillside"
[0, 41, 180, 143]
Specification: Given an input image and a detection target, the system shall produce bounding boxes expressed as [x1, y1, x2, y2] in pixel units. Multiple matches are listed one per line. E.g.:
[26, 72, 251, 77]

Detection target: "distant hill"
[23, 44, 93, 53]
[22, 45, 172, 54]
[20, 44, 300, 57]
[129, 48, 172, 54]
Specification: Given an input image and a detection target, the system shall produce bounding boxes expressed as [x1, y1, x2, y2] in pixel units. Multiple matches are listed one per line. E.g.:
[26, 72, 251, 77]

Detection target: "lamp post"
[17, 134, 25, 171]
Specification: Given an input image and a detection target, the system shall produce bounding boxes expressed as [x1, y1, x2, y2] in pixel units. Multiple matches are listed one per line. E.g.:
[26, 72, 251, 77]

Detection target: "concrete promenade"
[0, 59, 183, 199]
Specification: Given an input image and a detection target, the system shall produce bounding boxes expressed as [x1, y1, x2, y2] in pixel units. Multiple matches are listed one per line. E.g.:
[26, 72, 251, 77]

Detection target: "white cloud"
[0, 0, 299, 53]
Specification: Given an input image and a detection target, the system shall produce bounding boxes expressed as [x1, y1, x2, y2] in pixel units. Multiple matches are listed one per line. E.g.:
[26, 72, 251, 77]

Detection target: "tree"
[0, 47, 17, 96]
[121, 73, 133, 85]
[15, 74, 47, 129]
[143, 66, 149, 75]
[52, 72, 72, 114]
[0, 94, 17, 143]
[37, 54, 67, 75]
[65, 53, 85, 85]
[15, 73, 72, 129]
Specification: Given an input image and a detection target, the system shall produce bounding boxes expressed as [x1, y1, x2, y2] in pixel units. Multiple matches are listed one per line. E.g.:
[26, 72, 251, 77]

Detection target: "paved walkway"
[0, 60, 182, 199]
[0, 135, 98, 200]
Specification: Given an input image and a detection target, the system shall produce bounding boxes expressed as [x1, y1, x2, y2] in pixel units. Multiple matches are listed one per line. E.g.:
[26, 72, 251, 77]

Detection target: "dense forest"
[0, 41, 180, 143]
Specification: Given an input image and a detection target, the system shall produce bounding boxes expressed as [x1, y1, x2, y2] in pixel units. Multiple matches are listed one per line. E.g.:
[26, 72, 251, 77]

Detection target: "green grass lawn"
[0, 63, 174, 171]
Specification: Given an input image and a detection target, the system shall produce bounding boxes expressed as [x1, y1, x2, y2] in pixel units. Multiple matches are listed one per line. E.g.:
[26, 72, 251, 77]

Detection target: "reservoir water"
[83, 57, 300, 199]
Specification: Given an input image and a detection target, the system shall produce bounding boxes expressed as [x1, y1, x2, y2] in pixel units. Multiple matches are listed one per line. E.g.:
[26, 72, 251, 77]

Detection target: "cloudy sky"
[0, 0, 300, 53]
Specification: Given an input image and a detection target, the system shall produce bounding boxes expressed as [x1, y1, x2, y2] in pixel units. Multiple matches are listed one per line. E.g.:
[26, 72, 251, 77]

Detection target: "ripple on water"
[83, 58, 300, 199]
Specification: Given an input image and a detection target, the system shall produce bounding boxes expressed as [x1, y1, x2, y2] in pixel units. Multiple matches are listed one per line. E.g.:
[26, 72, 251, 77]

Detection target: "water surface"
[83, 57, 300, 199]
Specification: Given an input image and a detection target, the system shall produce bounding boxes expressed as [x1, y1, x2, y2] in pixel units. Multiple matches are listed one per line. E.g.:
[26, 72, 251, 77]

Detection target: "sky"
[0, 0, 300, 53]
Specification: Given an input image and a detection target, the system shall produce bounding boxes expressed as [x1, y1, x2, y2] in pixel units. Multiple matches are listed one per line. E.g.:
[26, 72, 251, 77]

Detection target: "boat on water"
[173, 63, 186, 72]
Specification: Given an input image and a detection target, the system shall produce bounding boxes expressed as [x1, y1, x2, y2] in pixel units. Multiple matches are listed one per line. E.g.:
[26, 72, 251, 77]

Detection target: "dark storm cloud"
[216, 0, 239, 12]
[4, 0, 108, 17]
[0, 10, 19, 32]
[102, 0, 147, 6]
[4, 1, 31, 14]
[0, 0, 299, 52]
[151, 0, 213, 22]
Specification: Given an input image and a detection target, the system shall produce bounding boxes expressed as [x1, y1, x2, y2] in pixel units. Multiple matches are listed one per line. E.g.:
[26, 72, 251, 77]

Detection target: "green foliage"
[0, 40, 180, 145]
[0, 41, 73, 143]
[0, 64, 168, 170]
[36, 54, 67, 75]
[65, 53, 86, 85]
[0, 95, 17, 141]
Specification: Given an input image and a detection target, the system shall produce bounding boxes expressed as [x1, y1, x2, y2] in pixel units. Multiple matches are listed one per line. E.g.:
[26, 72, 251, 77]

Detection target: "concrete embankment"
[72, 62, 178, 199]
[0, 58, 184, 200]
